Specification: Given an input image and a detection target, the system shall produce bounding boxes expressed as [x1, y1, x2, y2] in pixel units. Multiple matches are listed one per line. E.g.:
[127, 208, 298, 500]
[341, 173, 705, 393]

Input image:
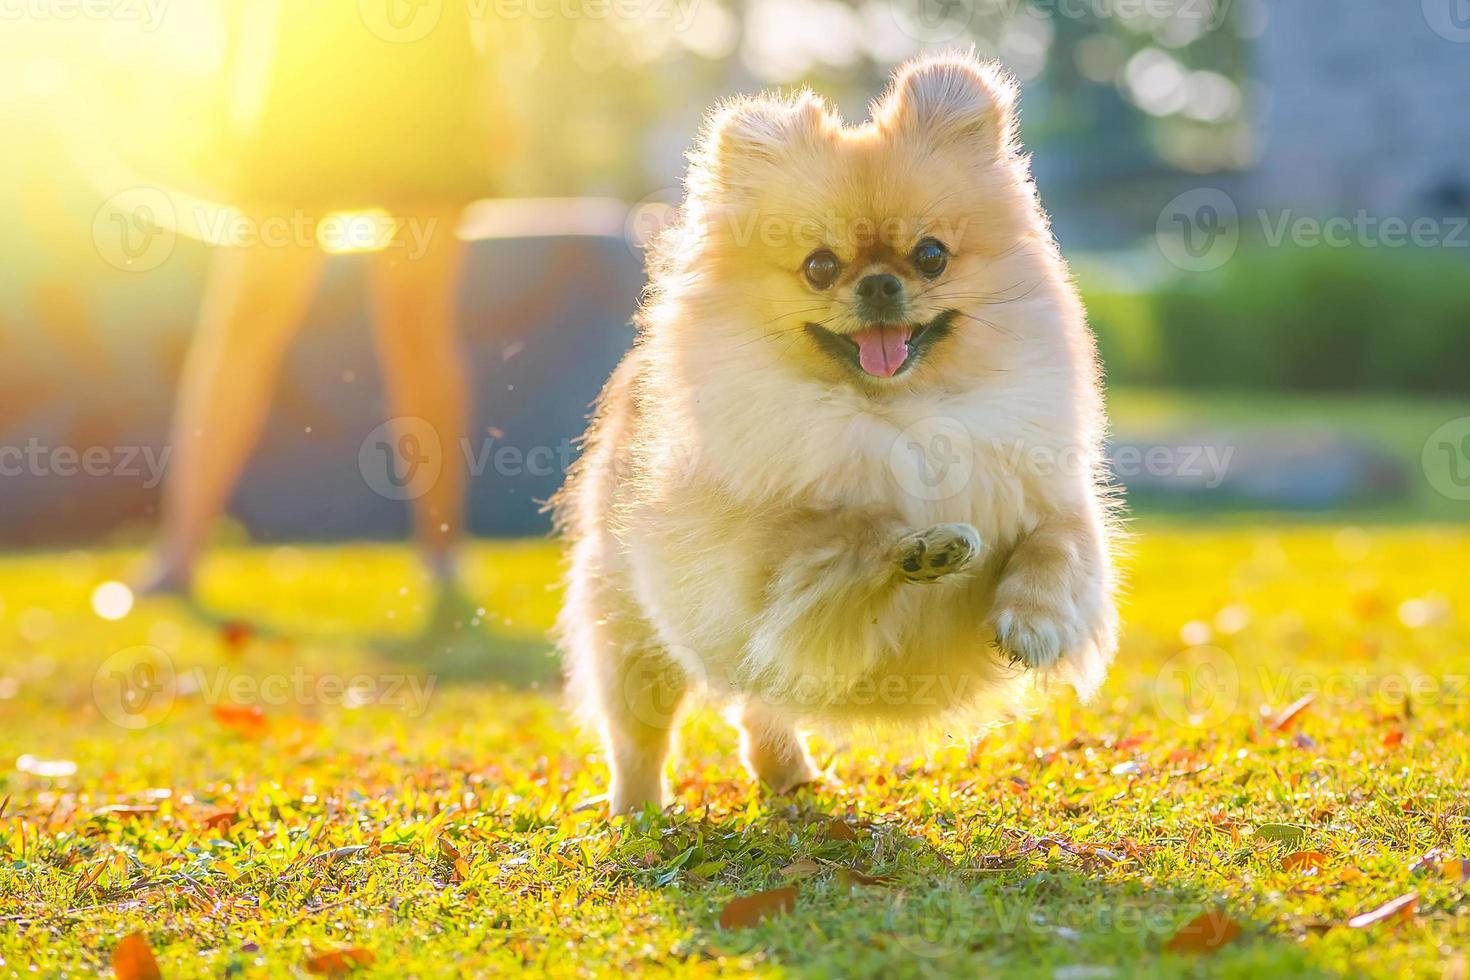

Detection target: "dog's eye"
[802, 249, 841, 290]
[912, 239, 948, 278]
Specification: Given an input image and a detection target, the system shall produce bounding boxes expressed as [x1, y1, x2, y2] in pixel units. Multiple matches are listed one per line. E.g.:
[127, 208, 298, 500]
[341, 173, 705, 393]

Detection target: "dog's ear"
[878, 54, 1019, 159]
[692, 91, 832, 197]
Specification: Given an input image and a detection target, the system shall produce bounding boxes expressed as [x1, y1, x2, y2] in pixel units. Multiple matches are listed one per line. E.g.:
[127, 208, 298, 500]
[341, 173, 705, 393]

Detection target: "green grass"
[3, 529, 1470, 977]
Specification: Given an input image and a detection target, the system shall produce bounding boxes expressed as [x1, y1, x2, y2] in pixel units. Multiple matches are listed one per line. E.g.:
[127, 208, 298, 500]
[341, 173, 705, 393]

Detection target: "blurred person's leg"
[367, 212, 469, 584]
[142, 235, 326, 593]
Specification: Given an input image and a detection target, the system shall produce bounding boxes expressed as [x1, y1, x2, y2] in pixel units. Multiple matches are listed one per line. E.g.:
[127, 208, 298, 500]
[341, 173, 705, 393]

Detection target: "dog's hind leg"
[590, 641, 689, 815]
[738, 700, 818, 793]
[566, 587, 690, 815]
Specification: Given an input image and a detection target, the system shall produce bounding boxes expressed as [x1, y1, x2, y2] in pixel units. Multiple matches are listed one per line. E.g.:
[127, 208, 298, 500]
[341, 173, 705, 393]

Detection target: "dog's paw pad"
[896, 523, 981, 583]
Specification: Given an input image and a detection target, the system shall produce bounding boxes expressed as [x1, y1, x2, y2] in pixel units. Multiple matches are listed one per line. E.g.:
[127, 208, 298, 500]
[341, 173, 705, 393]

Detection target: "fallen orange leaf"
[1270, 694, 1316, 733]
[718, 886, 797, 928]
[1117, 732, 1150, 751]
[1383, 729, 1405, 747]
[212, 704, 267, 737]
[1165, 910, 1243, 953]
[112, 932, 162, 980]
[220, 620, 253, 656]
[1347, 892, 1418, 929]
[1282, 850, 1328, 872]
[438, 835, 471, 882]
[200, 808, 238, 833]
[305, 947, 375, 975]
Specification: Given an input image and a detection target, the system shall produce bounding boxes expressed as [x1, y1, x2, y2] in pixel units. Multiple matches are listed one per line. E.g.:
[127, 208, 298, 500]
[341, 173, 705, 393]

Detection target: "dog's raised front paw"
[991, 601, 1088, 671]
[895, 523, 981, 584]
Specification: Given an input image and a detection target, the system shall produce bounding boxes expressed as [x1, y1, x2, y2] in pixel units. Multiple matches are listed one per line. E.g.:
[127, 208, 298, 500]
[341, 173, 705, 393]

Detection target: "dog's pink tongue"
[851, 324, 913, 377]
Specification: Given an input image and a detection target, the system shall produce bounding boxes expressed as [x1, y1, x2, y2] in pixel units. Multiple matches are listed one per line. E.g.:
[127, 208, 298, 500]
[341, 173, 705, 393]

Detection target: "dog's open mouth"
[804, 311, 957, 379]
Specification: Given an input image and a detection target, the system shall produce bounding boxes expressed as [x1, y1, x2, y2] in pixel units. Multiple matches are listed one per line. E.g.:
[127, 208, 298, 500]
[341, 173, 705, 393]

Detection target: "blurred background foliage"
[5, 0, 1460, 396]
[1089, 244, 1470, 394]
[0, 0, 1465, 537]
[3, 1, 1253, 192]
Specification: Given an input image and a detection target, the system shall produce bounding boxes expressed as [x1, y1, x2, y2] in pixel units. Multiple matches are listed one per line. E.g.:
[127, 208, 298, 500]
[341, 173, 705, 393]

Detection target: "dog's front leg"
[990, 508, 1116, 676]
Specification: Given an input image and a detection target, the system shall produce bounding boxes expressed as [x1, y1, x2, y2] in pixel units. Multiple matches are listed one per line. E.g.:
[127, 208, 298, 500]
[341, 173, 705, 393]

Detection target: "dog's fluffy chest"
[674, 380, 1057, 541]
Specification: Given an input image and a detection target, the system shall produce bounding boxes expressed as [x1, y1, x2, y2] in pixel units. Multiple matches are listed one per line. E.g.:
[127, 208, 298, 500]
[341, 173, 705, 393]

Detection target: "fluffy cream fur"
[555, 53, 1120, 814]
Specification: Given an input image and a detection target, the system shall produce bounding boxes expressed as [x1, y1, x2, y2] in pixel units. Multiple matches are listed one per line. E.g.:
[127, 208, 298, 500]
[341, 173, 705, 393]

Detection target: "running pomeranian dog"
[556, 53, 1120, 813]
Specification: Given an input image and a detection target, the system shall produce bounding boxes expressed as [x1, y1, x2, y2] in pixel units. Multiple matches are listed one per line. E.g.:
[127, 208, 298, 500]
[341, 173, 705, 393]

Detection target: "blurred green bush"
[1085, 246, 1470, 393]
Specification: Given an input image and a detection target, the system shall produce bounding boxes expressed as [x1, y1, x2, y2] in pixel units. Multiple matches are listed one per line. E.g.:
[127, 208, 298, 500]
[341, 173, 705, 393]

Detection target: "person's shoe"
[424, 549, 464, 589]
[131, 555, 194, 598]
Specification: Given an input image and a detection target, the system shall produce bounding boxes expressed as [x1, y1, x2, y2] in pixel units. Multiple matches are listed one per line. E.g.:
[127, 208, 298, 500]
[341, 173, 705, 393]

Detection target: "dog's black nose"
[856, 274, 902, 301]
[855, 274, 904, 320]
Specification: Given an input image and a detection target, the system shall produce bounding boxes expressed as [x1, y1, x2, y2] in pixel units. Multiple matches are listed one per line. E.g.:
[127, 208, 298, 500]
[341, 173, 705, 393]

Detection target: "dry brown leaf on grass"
[1164, 910, 1243, 953]
[437, 836, 470, 882]
[718, 886, 797, 928]
[74, 858, 109, 898]
[1253, 824, 1307, 845]
[778, 859, 821, 880]
[112, 932, 162, 980]
[200, 808, 238, 833]
[94, 805, 159, 820]
[1270, 694, 1316, 732]
[305, 947, 375, 975]
[825, 819, 859, 842]
[1282, 850, 1328, 872]
[1441, 859, 1470, 881]
[1347, 892, 1418, 928]
[837, 868, 894, 889]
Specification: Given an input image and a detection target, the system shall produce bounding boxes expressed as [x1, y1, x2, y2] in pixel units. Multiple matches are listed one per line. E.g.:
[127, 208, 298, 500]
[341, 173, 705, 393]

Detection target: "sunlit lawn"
[2, 527, 1469, 977]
